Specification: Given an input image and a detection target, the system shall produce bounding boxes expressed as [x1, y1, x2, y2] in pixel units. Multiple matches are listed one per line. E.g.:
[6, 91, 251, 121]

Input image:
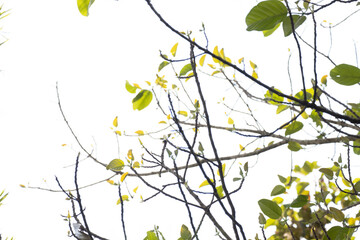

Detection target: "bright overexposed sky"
[0, 0, 360, 239]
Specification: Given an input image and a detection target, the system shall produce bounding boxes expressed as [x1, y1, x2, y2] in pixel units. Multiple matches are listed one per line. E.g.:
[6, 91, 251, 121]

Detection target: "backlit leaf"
[133, 186, 139, 193]
[213, 46, 220, 63]
[330, 64, 360, 86]
[178, 111, 188, 117]
[135, 130, 144, 135]
[199, 179, 214, 188]
[127, 149, 134, 160]
[132, 90, 153, 110]
[228, 117, 234, 124]
[121, 172, 128, 182]
[250, 60, 257, 69]
[258, 199, 282, 219]
[158, 61, 169, 72]
[133, 161, 140, 168]
[276, 104, 289, 114]
[171, 43, 178, 57]
[179, 63, 193, 76]
[290, 195, 308, 208]
[319, 168, 333, 180]
[77, 0, 95, 16]
[288, 141, 302, 151]
[216, 185, 224, 198]
[282, 15, 307, 37]
[180, 224, 192, 240]
[246, 0, 287, 31]
[106, 159, 125, 172]
[113, 116, 118, 127]
[285, 121, 303, 135]
[107, 180, 114, 185]
[125, 80, 137, 94]
[263, 23, 280, 37]
[217, 163, 226, 176]
[199, 54, 206, 66]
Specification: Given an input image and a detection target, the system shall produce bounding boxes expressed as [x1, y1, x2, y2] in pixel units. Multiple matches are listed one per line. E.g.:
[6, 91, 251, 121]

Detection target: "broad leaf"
[125, 80, 138, 94]
[288, 141, 302, 151]
[158, 61, 169, 72]
[330, 207, 345, 222]
[285, 121, 303, 135]
[258, 199, 282, 219]
[144, 231, 158, 240]
[282, 15, 306, 37]
[319, 168, 333, 180]
[246, 0, 287, 31]
[290, 195, 308, 208]
[330, 64, 360, 86]
[106, 159, 124, 172]
[270, 185, 286, 196]
[180, 225, 192, 240]
[263, 23, 281, 37]
[132, 90, 153, 110]
[77, 0, 95, 16]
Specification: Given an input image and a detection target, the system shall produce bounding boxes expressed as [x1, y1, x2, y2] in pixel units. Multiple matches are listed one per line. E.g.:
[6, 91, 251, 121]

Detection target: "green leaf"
[330, 64, 360, 86]
[264, 88, 284, 105]
[319, 168, 333, 180]
[132, 90, 153, 111]
[270, 185, 286, 196]
[106, 159, 125, 172]
[310, 110, 323, 128]
[246, 0, 287, 31]
[158, 61, 169, 72]
[290, 195, 308, 208]
[327, 226, 351, 240]
[125, 80, 137, 94]
[288, 141, 302, 151]
[180, 225, 192, 240]
[354, 181, 360, 192]
[259, 213, 266, 225]
[216, 185, 224, 198]
[258, 199, 282, 219]
[276, 104, 289, 114]
[77, 0, 95, 16]
[179, 63, 193, 76]
[296, 182, 309, 195]
[278, 175, 287, 184]
[285, 121, 303, 135]
[282, 15, 306, 37]
[330, 207, 345, 222]
[263, 23, 281, 37]
[354, 138, 360, 155]
[144, 231, 159, 240]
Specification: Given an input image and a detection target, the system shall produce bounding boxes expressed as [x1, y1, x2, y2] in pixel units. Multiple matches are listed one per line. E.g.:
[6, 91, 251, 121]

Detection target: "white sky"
[0, 0, 360, 239]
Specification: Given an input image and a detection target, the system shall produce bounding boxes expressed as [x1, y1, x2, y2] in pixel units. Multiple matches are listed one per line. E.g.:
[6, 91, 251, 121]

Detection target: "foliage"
[50, 0, 360, 239]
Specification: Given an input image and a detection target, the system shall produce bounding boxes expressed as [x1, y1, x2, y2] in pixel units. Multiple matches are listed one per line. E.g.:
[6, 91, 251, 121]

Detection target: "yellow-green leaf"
[288, 141, 302, 152]
[135, 130, 144, 135]
[133, 186, 139, 193]
[179, 63, 193, 76]
[158, 61, 169, 72]
[213, 46, 220, 63]
[330, 207, 345, 222]
[250, 60, 257, 70]
[121, 172, 129, 182]
[127, 149, 134, 160]
[171, 43, 178, 57]
[180, 224, 192, 240]
[115, 130, 122, 136]
[132, 90, 153, 111]
[125, 80, 137, 94]
[178, 111, 188, 117]
[133, 161, 140, 168]
[106, 159, 125, 172]
[77, 0, 95, 17]
[285, 121, 303, 136]
[217, 163, 226, 176]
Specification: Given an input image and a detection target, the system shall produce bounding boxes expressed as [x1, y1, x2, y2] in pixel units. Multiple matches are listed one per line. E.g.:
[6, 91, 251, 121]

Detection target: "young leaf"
[125, 80, 137, 94]
[258, 199, 282, 219]
[133, 161, 140, 168]
[158, 61, 169, 72]
[132, 90, 153, 111]
[330, 64, 360, 86]
[199, 54, 206, 66]
[270, 185, 286, 196]
[228, 117, 234, 125]
[171, 43, 178, 57]
[216, 185, 224, 198]
[178, 111, 188, 117]
[180, 224, 192, 240]
[179, 63, 193, 76]
[246, 0, 287, 31]
[120, 172, 128, 182]
[285, 121, 303, 135]
[113, 116, 118, 127]
[106, 159, 125, 172]
[199, 179, 214, 188]
[77, 0, 95, 17]
[135, 130, 144, 135]
[217, 163, 226, 176]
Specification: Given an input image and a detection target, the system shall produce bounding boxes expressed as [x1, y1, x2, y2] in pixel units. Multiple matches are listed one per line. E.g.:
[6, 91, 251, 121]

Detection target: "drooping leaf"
[282, 15, 306, 37]
[199, 54, 206, 66]
[158, 61, 169, 72]
[180, 224, 192, 240]
[171, 43, 178, 57]
[258, 199, 282, 219]
[288, 141, 302, 151]
[285, 121, 303, 135]
[77, 0, 95, 16]
[125, 80, 138, 94]
[106, 159, 125, 172]
[270, 185, 286, 196]
[290, 195, 308, 208]
[330, 64, 360, 86]
[121, 172, 128, 182]
[132, 90, 153, 110]
[179, 63, 193, 76]
[246, 0, 287, 31]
